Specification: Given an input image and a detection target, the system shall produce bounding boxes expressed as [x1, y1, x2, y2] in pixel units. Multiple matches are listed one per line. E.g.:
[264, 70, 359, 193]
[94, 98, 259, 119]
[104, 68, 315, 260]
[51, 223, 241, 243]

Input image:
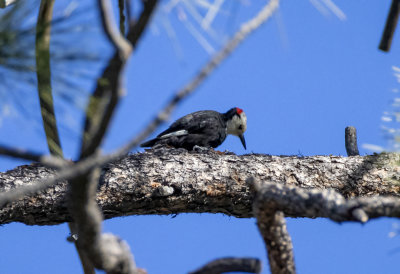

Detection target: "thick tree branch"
[1, 150, 399, 225]
[250, 178, 400, 223]
[250, 177, 295, 274]
[189, 257, 262, 274]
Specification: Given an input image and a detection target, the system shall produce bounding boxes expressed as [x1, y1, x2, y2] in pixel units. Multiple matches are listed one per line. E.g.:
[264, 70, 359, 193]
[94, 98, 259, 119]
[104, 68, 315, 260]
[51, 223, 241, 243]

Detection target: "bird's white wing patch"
[159, 130, 188, 139]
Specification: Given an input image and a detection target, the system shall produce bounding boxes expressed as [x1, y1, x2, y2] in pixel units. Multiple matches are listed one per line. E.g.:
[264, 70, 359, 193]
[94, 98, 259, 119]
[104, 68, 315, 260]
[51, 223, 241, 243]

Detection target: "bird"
[140, 107, 247, 150]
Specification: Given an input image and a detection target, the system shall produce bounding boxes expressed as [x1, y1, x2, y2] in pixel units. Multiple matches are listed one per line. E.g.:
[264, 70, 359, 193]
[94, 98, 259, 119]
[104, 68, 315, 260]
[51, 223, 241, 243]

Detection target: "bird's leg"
[148, 143, 174, 151]
[192, 145, 213, 153]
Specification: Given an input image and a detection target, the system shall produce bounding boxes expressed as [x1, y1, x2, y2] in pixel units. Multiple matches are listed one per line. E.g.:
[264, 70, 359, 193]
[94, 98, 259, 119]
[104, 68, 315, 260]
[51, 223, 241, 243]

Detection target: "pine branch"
[35, 0, 63, 158]
[0, 150, 399, 226]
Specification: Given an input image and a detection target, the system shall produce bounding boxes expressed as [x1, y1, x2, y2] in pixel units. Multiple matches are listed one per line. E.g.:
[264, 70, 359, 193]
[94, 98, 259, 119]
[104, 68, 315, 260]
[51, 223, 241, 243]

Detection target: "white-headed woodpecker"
[140, 107, 247, 150]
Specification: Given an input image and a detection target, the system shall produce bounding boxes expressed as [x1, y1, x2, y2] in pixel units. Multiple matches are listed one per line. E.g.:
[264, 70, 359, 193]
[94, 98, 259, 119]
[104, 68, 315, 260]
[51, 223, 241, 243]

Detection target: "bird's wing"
[157, 111, 221, 137]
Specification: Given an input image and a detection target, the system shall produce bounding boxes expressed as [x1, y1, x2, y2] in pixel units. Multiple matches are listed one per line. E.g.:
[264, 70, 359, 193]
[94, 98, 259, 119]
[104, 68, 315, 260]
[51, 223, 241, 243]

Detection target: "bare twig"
[118, 0, 126, 35]
[379, 0, 400, 52]
[98, 0, 132, 59]
[249, 178, 295, 274]
[36, 0, 63, 158]
[0, 145, 66, 167]
[189, 257, 262, 274]
[345, 126, 359, 156]
[126, 0, 132, 27]
[126, 0, 158, 48]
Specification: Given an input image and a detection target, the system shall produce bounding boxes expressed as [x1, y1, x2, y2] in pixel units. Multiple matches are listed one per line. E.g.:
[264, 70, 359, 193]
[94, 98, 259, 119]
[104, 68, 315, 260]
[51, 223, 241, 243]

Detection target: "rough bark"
[250, 177, 295, 274]
[254, 211, 295, 274]
[0, 148, 399, 226]
[250, 179, 400, 223]
[345, 126, 359, 156]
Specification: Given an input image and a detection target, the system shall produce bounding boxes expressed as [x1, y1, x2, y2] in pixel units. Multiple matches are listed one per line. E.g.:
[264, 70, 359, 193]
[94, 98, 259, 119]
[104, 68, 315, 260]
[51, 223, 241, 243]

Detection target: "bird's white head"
[226, 107, 247, 149]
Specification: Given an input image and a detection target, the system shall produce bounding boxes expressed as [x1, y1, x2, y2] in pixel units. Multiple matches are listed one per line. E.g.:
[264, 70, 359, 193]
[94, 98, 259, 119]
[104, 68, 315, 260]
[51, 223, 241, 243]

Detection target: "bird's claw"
[192, 145, 212, 153]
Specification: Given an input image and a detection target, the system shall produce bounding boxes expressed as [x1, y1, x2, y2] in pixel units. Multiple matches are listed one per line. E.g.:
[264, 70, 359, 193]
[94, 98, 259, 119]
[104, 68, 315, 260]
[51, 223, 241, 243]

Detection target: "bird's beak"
[239, 134, 246, 150]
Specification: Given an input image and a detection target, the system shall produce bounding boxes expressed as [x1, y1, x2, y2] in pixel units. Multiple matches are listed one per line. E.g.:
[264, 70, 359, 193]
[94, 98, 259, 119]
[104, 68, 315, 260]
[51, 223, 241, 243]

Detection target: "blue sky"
[1, 0, 400, 273]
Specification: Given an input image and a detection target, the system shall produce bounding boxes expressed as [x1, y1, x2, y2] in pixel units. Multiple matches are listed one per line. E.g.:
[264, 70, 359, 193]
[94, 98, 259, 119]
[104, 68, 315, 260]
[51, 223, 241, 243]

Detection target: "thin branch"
[0, 145, 48, 163]
[118, 0, 126, 36]
[126, 0, 158, 48]
[98, 0, 132, 60]
[189, 257, 262, 274]
[345, 126, 359, 156]
[126, 0, 132, 27]
[36, 0, 63, 158]
[0, 148, 66, 168]
[379, 0, 400, 52]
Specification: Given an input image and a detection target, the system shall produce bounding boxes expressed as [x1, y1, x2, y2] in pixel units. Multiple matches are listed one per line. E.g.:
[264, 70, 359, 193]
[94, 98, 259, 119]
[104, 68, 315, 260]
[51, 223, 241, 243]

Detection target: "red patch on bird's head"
[236, 107, 243, 114]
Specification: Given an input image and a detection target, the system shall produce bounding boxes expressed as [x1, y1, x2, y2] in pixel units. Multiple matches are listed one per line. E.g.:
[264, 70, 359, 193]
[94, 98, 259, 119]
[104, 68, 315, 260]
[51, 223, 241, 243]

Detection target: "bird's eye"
[238, 125, 243, 130]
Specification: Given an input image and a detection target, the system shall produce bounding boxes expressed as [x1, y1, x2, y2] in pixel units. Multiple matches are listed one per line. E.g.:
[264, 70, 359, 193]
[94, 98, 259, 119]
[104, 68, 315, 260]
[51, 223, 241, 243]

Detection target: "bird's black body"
[140, 108, 243, 150]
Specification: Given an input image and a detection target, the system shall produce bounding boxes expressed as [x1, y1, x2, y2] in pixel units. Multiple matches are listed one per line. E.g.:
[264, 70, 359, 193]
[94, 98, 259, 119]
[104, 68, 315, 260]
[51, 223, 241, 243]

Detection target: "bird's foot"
[151, 143, 174, 150]
[192, 145, 213, 153]
[146, 144, 175, 153]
